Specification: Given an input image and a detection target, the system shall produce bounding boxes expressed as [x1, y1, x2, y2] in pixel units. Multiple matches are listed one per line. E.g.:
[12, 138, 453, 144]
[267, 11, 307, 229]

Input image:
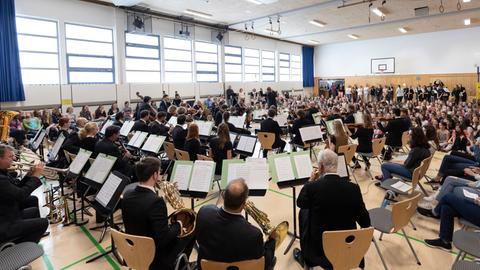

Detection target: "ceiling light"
[463, 0, 471, 2]
[348, 34, 359, 39]
[399, 27, 408, 33]
[245, 0, 262, 4]
[308, 40, 319, 44]
[372, 7, 385, 17]
[184, 9, 212, 19]
[465, 18, 471, 25]
[264, 29, 280, 35]
[309, 20, 326, 27]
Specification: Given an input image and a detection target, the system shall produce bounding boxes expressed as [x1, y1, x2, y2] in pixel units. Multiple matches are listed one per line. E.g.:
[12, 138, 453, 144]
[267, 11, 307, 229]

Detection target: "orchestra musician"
[215, 104, 228, 127]
[350, 113, 374, 169]
[223, 111, 250, 135]
[63, 117, 88, 155]
[78, 122, 99, 156]
[131, 110, 150, 133]
[122, 157, 195, 270]
[172, 115, 188, 150]
[260, 109, 286, 157]
[208, 123, 233, 175]
[294, 149, 370, 269]
[376, 108, 410, 160]
[159, 94, 171, 112]
[149, 111, 170, 137]
[196, 178, 276, 270]
[94, 125, 133, 179]
[290, 109, 313, 148]
[184, 123, 203, 161]
[0, 144, 49, 244]
[112, 111, 124, 127]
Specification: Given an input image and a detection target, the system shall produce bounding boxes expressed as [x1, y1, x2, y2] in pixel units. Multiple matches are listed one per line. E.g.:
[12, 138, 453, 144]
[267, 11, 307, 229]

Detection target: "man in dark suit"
[294, 149, 371, 269]
[196, 178, 276, 270]
[0, 144, 49, 244]
[149, 111, 169, 137]
[377, 108, 410, 160]
[290, 109, 313, 147]
[265, 87, 277, 108]
[112, 111, 124, 127]
[215, 104, 228, 127]
[159, 94, 171, 112]
[132, 110, 150, 133]
[260, 109, 286, 157]
[172, 114, 187, 150]
[122, 157, 195, 270]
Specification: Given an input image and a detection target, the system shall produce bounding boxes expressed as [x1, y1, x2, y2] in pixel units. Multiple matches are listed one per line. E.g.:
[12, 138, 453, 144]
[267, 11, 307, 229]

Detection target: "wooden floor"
[28, 143, 467, 270]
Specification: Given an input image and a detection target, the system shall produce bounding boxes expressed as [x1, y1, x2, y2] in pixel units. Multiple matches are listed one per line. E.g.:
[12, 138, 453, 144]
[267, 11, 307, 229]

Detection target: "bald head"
[223, 178, 249, 212]
[317, 149, 338, 174]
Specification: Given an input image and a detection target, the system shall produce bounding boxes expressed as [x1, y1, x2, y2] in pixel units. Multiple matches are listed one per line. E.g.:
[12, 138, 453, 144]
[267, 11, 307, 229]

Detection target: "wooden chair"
[358, 137, 386, 180]
[380, 160, 424, 196]
[201, 257, 265, 270]
[111, 229, 155, 270]
[163, 142, 176, 175]
[338, 144, 358, 183]
[174, 149, 190, 161]
[369, 193, 422, 270]
[322, 227, 374, 270]
[257, 132, 275, 157]
[390, 155, 432, 196]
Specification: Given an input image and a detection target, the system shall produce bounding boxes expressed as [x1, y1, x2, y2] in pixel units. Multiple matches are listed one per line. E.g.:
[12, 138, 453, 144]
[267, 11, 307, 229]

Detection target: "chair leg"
[455, 251, 463, 262]
[372, 237, 389, 270]
[379, 232, 384, 241]
[401, 229, 421, 265]
[461, 253, 467, 260]
[350, 167, 359, 185]
[410, 220, 417, 231]
[417, 183, 429, 196]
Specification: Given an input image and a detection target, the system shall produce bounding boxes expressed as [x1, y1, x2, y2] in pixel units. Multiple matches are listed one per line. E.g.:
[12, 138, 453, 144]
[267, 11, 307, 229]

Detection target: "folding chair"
[201, 257, 265, 270]
[357, 137, 386, 180]
[453, 229, 480, 263]
[338, 144, 359, 184]
[0, 242, 44, 270]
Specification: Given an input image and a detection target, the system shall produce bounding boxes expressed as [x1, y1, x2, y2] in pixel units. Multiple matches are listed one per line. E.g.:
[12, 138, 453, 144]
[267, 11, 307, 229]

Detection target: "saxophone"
[0, 111, 19, 142]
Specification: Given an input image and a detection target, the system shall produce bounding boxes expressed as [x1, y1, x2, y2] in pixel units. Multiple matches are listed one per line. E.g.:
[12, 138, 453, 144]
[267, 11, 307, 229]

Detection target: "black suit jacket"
[159, 100, 170, 112]
[196, 205, 275, 270]
[94, 138, 130, 176]
[172, 125, 187, 150]
[297, 174, 371, 268]
[291, 118, 313, 145]
[132, 119, 149, 133]
[260, 118, 283, 145]
[0, 170, 41, 242]
[149, 120, 169, 136]
[122, 186, 181, 270]
[378, 118, 409, 147]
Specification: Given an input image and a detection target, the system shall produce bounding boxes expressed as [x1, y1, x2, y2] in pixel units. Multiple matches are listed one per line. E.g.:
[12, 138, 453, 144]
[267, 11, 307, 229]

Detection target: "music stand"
[99, 119, 114, 136]
[337, 153, 351, 181]
[119, 120, 135, 138]
[141, 134, 166, 157]
[30, 129, 46, 158]
[221, 159, 269, 197]
[126, 131, 148, 153]
[48, 133, 66, 162]
[299, 124, 324, 161]
[234, 134, 258, 157]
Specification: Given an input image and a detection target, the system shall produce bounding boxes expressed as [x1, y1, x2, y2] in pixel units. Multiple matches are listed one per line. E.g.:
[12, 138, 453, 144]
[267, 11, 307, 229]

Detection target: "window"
[224, 45, 242, 82]
[290, 54, 302, 81]
[125, 33, 161, 83]
[244, 48, 260, 82]
[163, 37, 192, 83]
[195, 41, 218, 82]
[279, 53, 290, 81]
[261, 50, 275, 82]
[16, 17, 60, 84]
[65, 23, 114, 83]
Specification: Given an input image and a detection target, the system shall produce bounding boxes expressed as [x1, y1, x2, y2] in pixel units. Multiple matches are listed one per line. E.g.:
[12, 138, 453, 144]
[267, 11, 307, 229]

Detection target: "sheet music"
[312, 112, 322, 125]
[274, 114, 289, 127]
[195, 120, 214, 136]
[391, 181, 412, 192]
[50, 134, 66, 160]
[189, 160, 215, 192]
[274, 156, 295, 182]
[171, 164, 193, 191]
[253, 110, 267, 120]
[128, 131, 148, 148]
[141, 135, 166, 153]
[96, 173, 122, 208]
[100, 119, 114, 134]
[393, 155, 408, 162]
[227, 163, 249, 183]
[236, 135, 257, 153]
[246, 158, 266, 164]
[167, 116, 177, 127]
[32, 130, 46, 150]
[337, 155, 349, 178]
[84, 154, 117, 184]
[294, 154, 313, 179]
[229, 132, 238, 144]
[299, 125, 323, 142]
[119, 120, 135, 137]
[246, 162, 269, 190]
[69, 149, 92, 175]
[230, 114, 246, 128]
[354, 112, 364, 124]
[127, 131, 141, 147]
[463, 189, 479, 200]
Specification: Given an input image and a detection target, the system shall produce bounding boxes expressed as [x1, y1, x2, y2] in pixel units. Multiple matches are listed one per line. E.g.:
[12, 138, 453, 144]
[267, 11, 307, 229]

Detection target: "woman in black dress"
[208, 123, 233, 175]
[351, 113, 374, 169]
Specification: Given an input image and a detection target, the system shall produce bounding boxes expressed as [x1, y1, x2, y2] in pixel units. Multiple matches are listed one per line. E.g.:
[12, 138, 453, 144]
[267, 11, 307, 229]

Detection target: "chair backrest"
[197, 154, 213, 161]
[337, 144, 358, 164]
[322, 227, 374, 270]
[111, 229, 155, 270]
[391, 193, 422, 233]
[408, 160, 425, 192]
[371, 137, 386, 156]
[175, 149, 190, 161]
[257, 132, 275, 150]
[420, 155, 434, 180]
[201, 257, 265, 270]
[163, 142, 176, 160]
[401, 131, 409, 148]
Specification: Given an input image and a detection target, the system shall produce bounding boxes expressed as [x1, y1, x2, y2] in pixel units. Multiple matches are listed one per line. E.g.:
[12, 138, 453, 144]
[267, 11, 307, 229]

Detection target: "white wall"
[3, 0, 303, 110]
[315, 27, 480, 77]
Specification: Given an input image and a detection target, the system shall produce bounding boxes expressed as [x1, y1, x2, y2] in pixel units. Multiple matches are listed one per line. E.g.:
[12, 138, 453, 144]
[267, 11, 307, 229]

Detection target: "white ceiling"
[102, 0, 480, 45]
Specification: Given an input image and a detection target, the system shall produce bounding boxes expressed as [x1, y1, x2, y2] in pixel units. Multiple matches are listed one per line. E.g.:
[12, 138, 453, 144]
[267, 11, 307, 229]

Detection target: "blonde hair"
[79, 122, 98, 140]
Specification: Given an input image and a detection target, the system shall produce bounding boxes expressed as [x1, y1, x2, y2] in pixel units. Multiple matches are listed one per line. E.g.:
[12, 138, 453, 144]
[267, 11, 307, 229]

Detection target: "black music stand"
[299, 124, 324, 161]
[233, 134, 258, 158]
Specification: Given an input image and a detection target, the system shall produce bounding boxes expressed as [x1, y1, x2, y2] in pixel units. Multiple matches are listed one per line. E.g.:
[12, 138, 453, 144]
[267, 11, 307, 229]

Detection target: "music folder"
[195, 120, 214, 137]
[49, 133, 66, 161]
[221, 158, 269, 196]
[119, 120, 135, 137]
[299, 124, 323, 144]
[83, 154, 117, 189]
[233, 134, 257, 156]
[94, 171, 130, 211]
[167, 116, 177, 127]
[326, 118, 344, 135]
[268, 151, 312, 188]
[354, 112, 364, 125]
[127, 131, 148, 149]
[230, 113, 246, 128]
[100, 119, 114, 135]
[68, 148, 92, 177]
[170, 160, 216, 198]
[31, 129, 46, 151]
[312, 112, 322, 125]
[337, 153, 350, 181]
[141, 135, 166, 154]
[274, 114, 289, 127]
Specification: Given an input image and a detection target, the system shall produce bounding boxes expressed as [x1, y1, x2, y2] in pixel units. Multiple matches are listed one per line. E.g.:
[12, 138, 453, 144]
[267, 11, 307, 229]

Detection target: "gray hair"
[0, 144, 15, 158]
[317, 149, 338, 173]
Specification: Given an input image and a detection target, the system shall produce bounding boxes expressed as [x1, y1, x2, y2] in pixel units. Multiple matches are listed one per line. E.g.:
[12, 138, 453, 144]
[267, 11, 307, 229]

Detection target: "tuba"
[0, 111, 19, 142]
[158, 181, 196, 238]
[244, 200, 289, 250]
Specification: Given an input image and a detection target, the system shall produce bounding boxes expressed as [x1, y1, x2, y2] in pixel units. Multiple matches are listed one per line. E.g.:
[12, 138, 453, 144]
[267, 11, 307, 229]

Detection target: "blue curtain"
[0, 0, 25, 102]
[302, 46, 314, 87]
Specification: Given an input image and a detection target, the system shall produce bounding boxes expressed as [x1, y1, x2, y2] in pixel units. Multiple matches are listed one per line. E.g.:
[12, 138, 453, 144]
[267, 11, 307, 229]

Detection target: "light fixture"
[372, 7, 386, 17]
[399, 27, 408, 33]
[309, 19, 326, 27]
[463, 0, 471, 2]
[264, 28, 280, 35]
[348, 34, 359, 39]
[245, 0, 262, 4]
[465, 18, 471, 25]
[184, 9, 212, 19]
[308, 40, 319, 44]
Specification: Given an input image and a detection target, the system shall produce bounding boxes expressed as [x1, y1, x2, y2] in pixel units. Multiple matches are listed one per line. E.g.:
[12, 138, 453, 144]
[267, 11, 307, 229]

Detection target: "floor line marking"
[80, 225, 120, 270]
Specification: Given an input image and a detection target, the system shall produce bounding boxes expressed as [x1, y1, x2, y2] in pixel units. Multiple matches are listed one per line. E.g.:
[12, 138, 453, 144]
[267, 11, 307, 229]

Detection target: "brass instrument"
[244, 200, 289, 249]
[44, 184, 63, 224]
[9, 161, 68, 180]
[158, 180, 196, 238]
[0, 111, 18, 142]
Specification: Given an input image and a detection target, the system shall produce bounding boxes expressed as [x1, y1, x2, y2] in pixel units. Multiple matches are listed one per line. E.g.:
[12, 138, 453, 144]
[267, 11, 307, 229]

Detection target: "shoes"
[425, 238, 452, 251]
[365, 162, 371, 171]
[41, 231, 50, 238]
[354, 162, 362, 169]
[375, 182, 382, 187]
[417, 207, 439, 219]
[418, 200, 434, 210]
[375, 175, 384, 181]
[293, 248, 305, 268]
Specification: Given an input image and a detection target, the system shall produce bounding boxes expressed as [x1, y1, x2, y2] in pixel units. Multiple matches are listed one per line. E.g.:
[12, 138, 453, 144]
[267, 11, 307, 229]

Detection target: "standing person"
[265, 87, 278, 108]
[226, 85, 235, 106]
[363, 84, 369, 103]
[345, 85, 352, 101]
[396, 85, 403, 103]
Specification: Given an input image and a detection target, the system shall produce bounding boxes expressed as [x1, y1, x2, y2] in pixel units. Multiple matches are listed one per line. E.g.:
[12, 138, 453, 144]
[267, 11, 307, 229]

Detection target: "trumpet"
[9, 161, 69, 180]
[244, 200, 289, 250]
[157, 180, 196, 238]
